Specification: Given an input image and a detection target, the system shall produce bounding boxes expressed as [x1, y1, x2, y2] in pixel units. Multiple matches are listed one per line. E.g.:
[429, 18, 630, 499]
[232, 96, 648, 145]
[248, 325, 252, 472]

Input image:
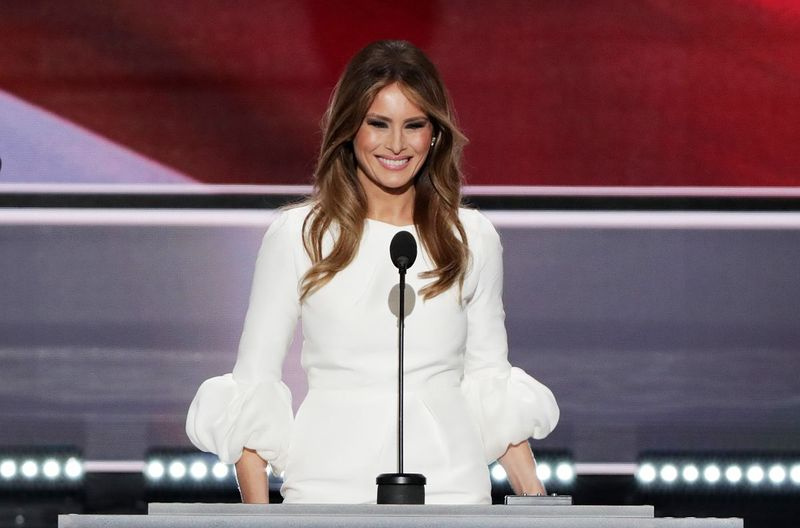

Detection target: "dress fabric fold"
[186, 374, 294, 474]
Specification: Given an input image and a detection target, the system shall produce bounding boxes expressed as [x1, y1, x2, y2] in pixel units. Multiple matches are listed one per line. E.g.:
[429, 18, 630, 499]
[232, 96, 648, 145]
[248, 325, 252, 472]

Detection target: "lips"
[376, 156, 411, 170]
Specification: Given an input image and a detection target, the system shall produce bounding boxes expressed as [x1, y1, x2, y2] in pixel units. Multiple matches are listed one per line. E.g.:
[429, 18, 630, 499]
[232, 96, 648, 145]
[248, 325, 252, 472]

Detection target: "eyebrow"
[365, 113, 429, 123]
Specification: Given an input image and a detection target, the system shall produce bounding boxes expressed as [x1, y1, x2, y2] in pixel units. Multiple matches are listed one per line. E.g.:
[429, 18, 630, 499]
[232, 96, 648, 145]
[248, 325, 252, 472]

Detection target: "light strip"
[84, 460, 635, 475]
[2, 208, 800, 230]
[1, 183, 799, 197]
[574, 463, 638, 475]
[83, 460, 146, 473]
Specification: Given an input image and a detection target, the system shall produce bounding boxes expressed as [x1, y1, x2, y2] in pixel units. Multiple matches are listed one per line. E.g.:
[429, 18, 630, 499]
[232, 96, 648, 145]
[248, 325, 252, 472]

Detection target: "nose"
[387, 126, 404, 153]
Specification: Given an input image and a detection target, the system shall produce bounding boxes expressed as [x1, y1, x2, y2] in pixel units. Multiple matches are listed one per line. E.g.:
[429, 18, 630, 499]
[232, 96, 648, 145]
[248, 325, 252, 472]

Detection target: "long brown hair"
[300, 40, 469, 301]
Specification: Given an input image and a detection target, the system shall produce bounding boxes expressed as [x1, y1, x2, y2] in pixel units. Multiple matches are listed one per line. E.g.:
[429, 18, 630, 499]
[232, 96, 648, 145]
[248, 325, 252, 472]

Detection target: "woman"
[186, 40, 558, 504]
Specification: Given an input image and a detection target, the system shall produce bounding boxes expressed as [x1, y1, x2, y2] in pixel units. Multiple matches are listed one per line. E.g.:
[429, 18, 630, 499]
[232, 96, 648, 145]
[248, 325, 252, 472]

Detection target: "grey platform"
[59, 503, 743, 527]
[149, 503, 654, 518]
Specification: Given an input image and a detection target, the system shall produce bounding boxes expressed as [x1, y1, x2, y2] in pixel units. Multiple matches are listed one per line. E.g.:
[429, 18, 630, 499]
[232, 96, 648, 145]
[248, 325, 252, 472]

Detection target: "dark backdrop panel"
[1, 0, 798, 186]
[1, 218, 798, 461]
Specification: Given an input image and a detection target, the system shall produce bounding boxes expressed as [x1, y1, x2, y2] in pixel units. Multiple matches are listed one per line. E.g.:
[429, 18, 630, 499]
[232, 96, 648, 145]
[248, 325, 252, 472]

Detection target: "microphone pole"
[377, 231, 426, 504]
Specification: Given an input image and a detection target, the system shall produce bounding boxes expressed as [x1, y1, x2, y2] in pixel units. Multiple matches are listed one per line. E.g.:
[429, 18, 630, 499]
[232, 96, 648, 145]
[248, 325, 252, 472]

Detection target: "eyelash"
[366, 120, 427, 130]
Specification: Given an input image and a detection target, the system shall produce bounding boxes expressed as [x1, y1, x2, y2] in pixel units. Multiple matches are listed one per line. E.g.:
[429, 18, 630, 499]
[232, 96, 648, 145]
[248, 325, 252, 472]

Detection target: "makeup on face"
[353, 82, 433, 195]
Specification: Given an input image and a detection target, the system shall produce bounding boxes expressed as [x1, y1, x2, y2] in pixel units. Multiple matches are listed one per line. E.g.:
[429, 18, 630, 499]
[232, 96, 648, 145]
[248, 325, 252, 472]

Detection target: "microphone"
[390, 231, 417, 271]
[377, 230, 426, 504]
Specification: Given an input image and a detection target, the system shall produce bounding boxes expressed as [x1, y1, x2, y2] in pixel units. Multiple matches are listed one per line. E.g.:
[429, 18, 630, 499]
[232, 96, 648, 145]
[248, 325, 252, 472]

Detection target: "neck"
[360, 178, 416, 227]
[366, 193, 415, 226]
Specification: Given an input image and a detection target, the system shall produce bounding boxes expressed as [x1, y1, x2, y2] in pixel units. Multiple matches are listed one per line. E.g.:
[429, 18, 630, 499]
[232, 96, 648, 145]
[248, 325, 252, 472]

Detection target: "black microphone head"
[390, 231, 417, 270]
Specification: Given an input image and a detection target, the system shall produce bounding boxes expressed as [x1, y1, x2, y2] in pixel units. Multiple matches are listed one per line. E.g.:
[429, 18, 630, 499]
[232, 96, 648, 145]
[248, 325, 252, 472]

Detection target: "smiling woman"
[185, 40, 559, 505]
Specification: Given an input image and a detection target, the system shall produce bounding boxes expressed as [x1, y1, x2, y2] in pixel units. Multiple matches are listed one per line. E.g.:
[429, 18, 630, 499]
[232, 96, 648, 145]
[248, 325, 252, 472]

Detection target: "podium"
[59, 503, 743, 527]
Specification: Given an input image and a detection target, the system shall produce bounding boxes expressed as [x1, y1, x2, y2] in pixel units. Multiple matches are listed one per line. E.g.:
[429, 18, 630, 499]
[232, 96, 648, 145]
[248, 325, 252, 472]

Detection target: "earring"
[430, 137, 437, 147]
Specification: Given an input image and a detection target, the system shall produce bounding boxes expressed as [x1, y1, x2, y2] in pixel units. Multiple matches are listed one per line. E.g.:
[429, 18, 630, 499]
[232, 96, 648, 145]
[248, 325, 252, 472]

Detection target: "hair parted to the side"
[299, 40, 469, 302]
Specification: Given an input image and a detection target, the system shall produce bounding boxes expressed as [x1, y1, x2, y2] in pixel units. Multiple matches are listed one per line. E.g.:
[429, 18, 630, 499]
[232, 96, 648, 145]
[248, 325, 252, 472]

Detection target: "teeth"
[379, 157, 409, 168]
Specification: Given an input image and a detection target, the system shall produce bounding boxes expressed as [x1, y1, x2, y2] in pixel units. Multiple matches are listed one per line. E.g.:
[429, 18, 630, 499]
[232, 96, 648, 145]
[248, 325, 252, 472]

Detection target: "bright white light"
[767, 465, 786, 484]
[64, 458, 83, 480]
[790, 464, 800, 484]
[146, 461, 165, 480]
[490, 464, 507, 482]
[725, 465, 742, 484]
[21, 460, 38, 479]
[168, 461, 187, 480]
[189, 461, 208, 481]
[637, 463, 657, 483]
[660, 464, 678, 483]
[746, 465, 764, 484]
[212, 462, 229, 479]
[703, 464, 721, 484]
[536, 463, 552, 482]
[266, 465, 272, 476]
[555, 463, 574, 482]
[42, 459, 61, 479]
[682, 464, 699, 483]
[0, 460, 16, 479]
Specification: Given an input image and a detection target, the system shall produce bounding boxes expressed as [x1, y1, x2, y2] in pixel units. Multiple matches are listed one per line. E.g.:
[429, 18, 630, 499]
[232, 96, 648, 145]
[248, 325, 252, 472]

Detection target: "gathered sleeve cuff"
[461, 366, 559, 463]
[185, 373, 294, 474]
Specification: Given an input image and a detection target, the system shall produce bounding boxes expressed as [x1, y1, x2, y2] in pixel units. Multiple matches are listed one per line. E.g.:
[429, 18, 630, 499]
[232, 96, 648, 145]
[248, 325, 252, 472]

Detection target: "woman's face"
[353, 82, 434, 196]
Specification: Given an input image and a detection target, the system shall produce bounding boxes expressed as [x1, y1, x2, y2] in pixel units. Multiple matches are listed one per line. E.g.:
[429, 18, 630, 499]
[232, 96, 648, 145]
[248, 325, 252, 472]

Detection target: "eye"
[366, 119, 388, 128]
[406, 121, 428, 130]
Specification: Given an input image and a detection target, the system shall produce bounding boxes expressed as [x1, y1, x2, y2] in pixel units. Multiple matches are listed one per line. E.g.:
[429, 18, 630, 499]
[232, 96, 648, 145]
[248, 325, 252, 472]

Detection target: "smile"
[376, 156, 411, 170]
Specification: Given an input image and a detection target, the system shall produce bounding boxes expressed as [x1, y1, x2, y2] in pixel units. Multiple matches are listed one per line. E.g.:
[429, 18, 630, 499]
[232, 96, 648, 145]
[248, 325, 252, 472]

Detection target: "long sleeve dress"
[185, 204, 559, 504]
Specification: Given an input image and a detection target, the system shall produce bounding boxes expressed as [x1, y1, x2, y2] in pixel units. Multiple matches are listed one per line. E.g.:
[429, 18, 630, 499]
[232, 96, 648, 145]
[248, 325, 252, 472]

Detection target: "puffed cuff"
[461, 367, 559, 463]
[186, 374, 293, 475]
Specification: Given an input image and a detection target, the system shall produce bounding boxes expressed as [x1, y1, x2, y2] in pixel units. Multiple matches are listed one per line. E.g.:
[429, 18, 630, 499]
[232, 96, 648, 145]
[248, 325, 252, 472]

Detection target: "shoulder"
[458, 207, 501, 248]
[266, 203, 312, 236]
[259, 203, 313, 254]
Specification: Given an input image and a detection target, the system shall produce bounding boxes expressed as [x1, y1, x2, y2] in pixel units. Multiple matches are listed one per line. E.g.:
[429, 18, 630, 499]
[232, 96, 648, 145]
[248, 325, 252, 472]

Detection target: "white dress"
[186, 205, 559, 504]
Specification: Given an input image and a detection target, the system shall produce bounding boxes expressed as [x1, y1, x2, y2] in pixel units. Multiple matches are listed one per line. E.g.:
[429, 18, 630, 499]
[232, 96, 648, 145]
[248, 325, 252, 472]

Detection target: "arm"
[460, 211, 559, 464]
[498, 440, 546, 496]
[235, 448, 270, 503]
[185, 210, 304, 502]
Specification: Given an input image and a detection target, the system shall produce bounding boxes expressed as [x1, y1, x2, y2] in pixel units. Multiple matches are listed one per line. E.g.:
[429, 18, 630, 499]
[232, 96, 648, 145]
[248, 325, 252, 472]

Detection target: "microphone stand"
[376, 255, 426, 504]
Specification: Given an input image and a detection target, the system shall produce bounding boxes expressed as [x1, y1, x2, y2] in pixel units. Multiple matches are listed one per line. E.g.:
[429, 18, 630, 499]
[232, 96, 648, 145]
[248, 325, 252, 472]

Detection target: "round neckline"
[365, 217, 415, 229]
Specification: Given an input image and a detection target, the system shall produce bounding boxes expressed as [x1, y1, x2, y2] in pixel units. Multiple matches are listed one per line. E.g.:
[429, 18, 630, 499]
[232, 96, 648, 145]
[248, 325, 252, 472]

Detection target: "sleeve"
[185, 210, 302, 474]
[460, 212, 560, 463]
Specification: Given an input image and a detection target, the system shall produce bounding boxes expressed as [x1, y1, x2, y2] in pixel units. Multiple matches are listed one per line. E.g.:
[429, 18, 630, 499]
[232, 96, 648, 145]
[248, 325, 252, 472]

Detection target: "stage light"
[637, 463, 657, 483]
[0, 460, 16, 479]
[21, 460, 38, 479]
[681, 464, 699, 483]
[168, 461, 186, 480]
[145, 448, 243, 497]
[212, 462, 229, 480]
[0, 447, 84, 492]
[189, 461, 208, 481]
[536, 462, 552, 482]
[555, 462, 574, 483]
[660, 464, 678, 484]
[42, 459, 61, 479]
[703, 464, 721, 484]
[767, 464, 786, 484]
[64, 457, 83, 480]
[490, 464, 507, 482]
[725, 465, 742, 484]
[146, 460, 165, 480]
[746, 465, 764, 485]
[788, 464, 800, 485]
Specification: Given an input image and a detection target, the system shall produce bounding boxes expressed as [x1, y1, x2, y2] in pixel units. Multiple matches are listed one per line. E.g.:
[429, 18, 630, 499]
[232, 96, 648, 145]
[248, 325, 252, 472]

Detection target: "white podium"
[58, 503, 743, 527]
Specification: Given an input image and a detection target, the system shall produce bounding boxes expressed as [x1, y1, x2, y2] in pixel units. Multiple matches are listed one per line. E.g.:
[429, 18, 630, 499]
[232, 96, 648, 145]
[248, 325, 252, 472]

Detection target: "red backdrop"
[1, 0, 799, 186]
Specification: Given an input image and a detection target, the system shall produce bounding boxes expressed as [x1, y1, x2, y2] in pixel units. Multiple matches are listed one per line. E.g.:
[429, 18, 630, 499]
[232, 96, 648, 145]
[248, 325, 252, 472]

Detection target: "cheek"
[354, 128, 380, 156]
[407, 132, 432, 155]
